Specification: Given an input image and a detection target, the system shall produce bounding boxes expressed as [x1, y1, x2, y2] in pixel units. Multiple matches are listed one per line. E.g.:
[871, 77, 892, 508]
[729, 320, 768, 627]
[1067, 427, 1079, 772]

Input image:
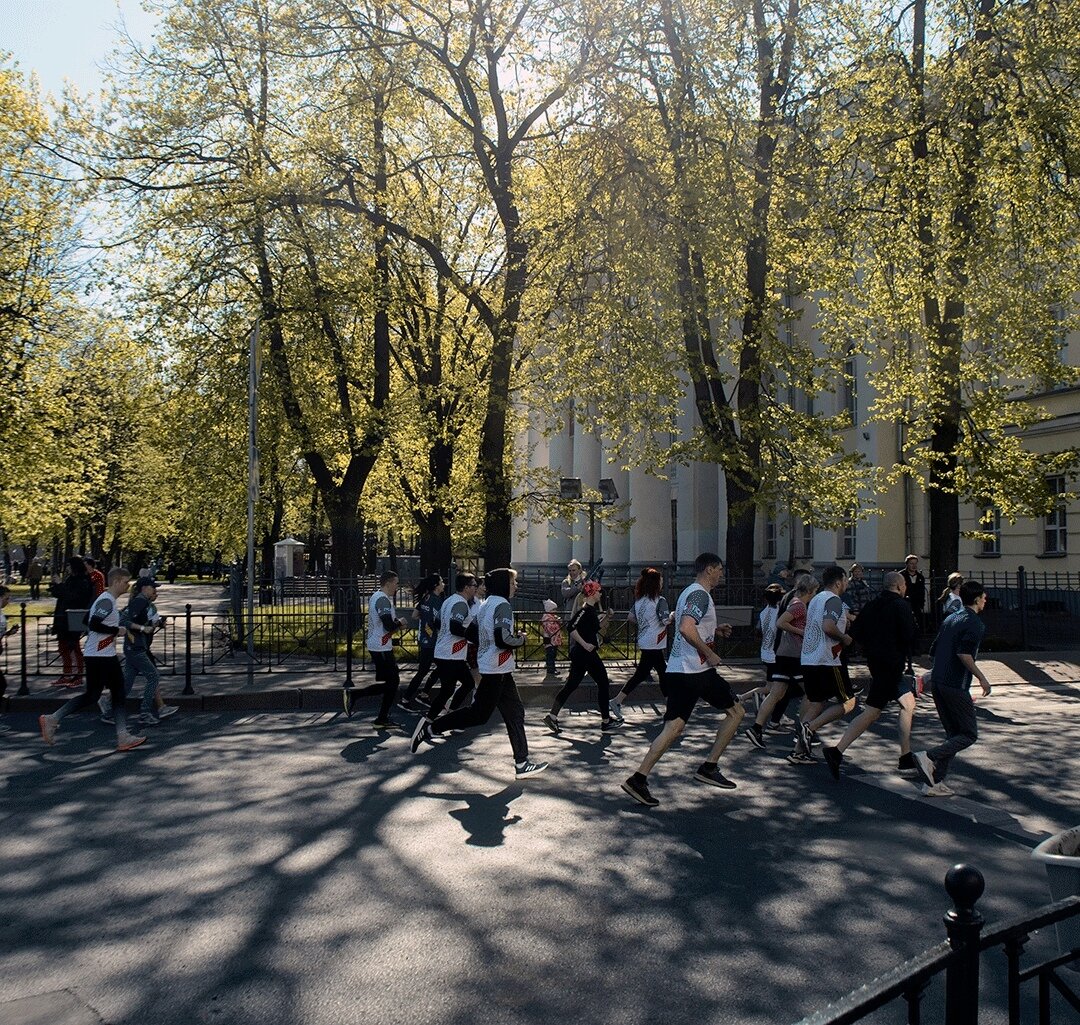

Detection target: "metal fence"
[794, 864, 1079, 1025]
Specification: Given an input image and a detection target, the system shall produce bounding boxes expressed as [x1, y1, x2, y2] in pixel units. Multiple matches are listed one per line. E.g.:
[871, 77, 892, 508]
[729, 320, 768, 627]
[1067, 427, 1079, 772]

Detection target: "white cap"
[543, 599, 558, 612]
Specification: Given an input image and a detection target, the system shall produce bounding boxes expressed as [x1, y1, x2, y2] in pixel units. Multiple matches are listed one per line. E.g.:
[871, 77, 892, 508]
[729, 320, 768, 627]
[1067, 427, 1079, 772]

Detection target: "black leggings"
[54, 657, 128, 731]
[428, 658, 475, 719]
[620, 649, 667, 697]
[551, 647, 610, 720]
[431, 672, 528, 763]
[404, 648, 439, 699]
[355, 651, 399, 720]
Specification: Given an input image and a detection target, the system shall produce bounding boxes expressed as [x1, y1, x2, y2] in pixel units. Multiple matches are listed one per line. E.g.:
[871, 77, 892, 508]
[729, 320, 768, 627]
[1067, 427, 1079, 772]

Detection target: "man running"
[610, 566, 671, 720]
[421, 573, 478, 722]
[344, 571, 408, 730]
[621, 553, 743, 808]
[412, 568, 547, 779]
[791, 566, 855, 764]
[821, 572, 919, 780]
[913, 581, 991, 797]
[39, 568, 146, 752]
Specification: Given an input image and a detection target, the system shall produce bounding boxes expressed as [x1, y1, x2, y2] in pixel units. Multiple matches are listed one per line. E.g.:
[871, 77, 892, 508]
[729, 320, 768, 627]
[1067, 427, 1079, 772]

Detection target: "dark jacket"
[849, 590, 918, 675]
[51, 574, 95, 636]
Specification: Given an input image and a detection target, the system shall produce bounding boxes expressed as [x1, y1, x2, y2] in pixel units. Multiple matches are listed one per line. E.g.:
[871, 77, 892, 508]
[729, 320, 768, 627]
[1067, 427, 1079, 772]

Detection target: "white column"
[601, 455, 631, 563]
[628, 466, 670, 563]
[573, 419, 602, 564]
[547, 417, 574, 566]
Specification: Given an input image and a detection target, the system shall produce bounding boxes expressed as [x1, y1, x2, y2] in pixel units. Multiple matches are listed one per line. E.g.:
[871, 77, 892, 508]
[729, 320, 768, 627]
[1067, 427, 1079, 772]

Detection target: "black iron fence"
[795, 864, 1079, 1025]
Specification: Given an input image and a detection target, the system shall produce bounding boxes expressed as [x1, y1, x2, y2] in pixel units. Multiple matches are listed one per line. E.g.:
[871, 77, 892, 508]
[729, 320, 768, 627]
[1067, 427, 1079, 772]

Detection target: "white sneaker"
[922, 781, 954, 798]
[98, 697, 111, 716]
[913, 751, 936, 787]
[156, 704, 179, 719]
[116, 733, 147, 752]
[39, 714, 58, 745]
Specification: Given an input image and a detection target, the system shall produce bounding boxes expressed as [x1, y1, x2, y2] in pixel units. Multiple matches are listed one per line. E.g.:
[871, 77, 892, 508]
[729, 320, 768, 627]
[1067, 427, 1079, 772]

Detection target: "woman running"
[609, 567, 671, 721]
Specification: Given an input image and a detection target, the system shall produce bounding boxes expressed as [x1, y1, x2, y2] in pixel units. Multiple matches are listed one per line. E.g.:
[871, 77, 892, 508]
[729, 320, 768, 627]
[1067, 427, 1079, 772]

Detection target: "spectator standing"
[939, 573, 964, 618]
[900, 554, 927, 631]
[84, 557, 106, 598]
[166, 561, 178, 584]
[0, 586, 19, 698]
[913, 581, 992, 797]
[27, 558, 44, 600]
[842, 564, 872, 618]
[540, 599, 562, 681]
[561, 559, 585, 616]
[51, 556, 94, 688]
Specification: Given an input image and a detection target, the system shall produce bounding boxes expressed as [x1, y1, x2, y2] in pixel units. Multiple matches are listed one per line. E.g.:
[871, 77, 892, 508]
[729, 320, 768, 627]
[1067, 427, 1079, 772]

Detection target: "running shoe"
[38, 714, 57, 746]
[823, 745, 843, 781]
[744, 723, 766, 749]
[897, 753, 919, 778]
[342, 688, 353, 718]
[693, 764, 737, 789]
[515, 760, 548, 779]
[763, 721, 790, 734]
[798, 720, 812, 753]
[400, 697, 422, 711]
[621, 775, 659, 807]
[786, 750, 816, 765]
[807, 729, 820, 748]
[116, 733, 147, 752]
[608, 702, 624, 724]
[913, 750, 936, 787]
[98, 697, 110, 715]
[372, 719, 405, 731]
[410, 717, 433, 754]
[139, 711, 161, 726]
[600, 718, 621, 733]
[51, 676, 73, 688]
[921, 781, 954, 798]
[542, 713, 561, 734]
[156, 704, 179, 719]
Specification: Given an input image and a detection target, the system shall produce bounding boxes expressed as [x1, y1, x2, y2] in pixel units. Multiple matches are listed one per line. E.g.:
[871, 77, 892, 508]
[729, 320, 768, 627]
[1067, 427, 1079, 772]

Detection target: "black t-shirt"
[569, 604, 601, 649]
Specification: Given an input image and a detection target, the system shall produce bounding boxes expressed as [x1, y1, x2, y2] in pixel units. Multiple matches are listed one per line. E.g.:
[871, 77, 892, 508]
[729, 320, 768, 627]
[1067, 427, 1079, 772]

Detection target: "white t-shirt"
[366, 590, 398, 653]
[434, 593, 473, 661]
[476, 596, 516, 675]
[666, 583, 716, 675]
[758, 606, 779, 664]
[633, 596, 670, 651]
[801, 590, 847, 667]
[85, 592, 120, 658]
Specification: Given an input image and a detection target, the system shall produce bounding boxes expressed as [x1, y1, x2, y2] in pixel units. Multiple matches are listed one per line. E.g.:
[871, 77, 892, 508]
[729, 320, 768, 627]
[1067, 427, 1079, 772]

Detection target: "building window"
[1044, 477, 1068, 554]
[764, 510, 777, 560]
[800, 521, 814, 561]
[842, 347, 857, 422]
[980, 507, 1001, 556]
[839, 520, 856, 560]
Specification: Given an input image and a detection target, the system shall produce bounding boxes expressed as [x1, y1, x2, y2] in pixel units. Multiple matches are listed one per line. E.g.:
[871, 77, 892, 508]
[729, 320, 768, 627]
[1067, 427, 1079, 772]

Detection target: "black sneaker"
[764, 721, 790, 734]
[621, 775, 659, 807]
[744, 723, 766, 749]
[897, 753, 919, 778]
[515, 760, 548, 779]
[608, 703, 624, 724]
[600, 718, 621, 733]
[410, 717, 433, 754]
[342, 689, 353, 718]
[400, 697, 422, 711]
[542, 713, 561, 734]
[787, 750, 816, 765]
[823, 745, 843, 781]
[694, 764, 737, 789]
[373, 719, 405, 731]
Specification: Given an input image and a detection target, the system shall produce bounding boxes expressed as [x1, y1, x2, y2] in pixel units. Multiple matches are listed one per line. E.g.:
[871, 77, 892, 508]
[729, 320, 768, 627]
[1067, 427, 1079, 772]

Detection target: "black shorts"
[774, 655, 803, 683]
[663, 668, 737, 723]
[803, 664, 853, 704]
[370, 650, 399, 685]
[865, 667, 917, 710]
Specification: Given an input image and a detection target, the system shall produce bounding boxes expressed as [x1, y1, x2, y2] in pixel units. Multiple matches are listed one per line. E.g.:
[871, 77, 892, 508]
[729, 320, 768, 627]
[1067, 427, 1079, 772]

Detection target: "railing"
[795, 864, 1080, 1025]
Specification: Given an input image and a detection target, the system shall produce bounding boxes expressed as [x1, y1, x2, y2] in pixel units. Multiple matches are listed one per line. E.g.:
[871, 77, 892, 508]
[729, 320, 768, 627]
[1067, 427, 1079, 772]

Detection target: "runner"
[609, 567, 671, 721]
[820, 572, 919, 780]
[344, 571, 408, 730]
[913, 580, 991, 797]
[38, 568, 146, 752]
[401, 573, 445, 710]
[419, 573, 478, 723]
[745, 576, 815, 751]
[621, 553, 743, 808]
[791, 566, 856, 764]
[543, 580, 616, 733]
[412, 568, 547, 779]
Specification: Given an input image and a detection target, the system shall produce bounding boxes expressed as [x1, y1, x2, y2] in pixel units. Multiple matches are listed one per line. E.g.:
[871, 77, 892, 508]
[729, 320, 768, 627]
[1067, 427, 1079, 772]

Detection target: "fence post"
[182, 603, 194, 695]
[16, 602, 28, 696]
[344, 587, 354, 691]
[943, 863, 985, 1025]
[1016, 566, 1028, 650]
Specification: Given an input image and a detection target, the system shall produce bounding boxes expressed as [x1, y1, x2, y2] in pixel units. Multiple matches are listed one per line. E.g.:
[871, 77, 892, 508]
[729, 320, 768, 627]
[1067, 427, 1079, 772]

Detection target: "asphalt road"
[1, 682, 1077, 1025]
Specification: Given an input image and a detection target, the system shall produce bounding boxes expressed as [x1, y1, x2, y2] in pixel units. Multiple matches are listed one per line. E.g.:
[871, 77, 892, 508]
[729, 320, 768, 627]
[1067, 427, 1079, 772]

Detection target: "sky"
[1, 0, 158, 98]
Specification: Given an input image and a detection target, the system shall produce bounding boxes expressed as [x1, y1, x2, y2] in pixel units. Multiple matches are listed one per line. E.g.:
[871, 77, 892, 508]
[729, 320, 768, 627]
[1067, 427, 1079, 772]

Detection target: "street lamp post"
[560, 477, 619, 564]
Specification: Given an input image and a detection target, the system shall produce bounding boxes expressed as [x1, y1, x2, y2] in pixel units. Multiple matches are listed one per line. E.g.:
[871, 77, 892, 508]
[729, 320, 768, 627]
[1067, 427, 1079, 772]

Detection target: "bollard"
[16, 602, 29, 696]
[943, 863, 985, 1025]
[182, 603, 194, 695]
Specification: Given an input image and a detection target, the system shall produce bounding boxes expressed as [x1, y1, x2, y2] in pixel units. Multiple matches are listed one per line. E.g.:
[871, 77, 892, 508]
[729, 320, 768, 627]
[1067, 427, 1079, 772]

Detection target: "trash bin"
[1031, 826, 1080, 963]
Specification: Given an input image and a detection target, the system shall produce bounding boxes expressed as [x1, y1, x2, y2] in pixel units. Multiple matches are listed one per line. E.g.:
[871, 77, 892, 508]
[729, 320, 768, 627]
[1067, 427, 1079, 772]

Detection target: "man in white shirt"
[344, 571, 408, 729]
[621, 553, 743, 808]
